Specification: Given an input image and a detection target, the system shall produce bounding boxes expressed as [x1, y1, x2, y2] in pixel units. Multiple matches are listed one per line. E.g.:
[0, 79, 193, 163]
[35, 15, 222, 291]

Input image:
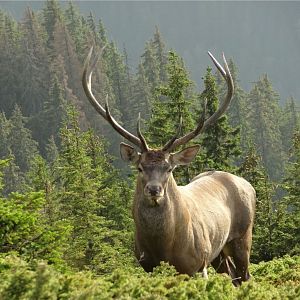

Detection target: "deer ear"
[170, 145, 200, 166]
[120, 143, 140, 163]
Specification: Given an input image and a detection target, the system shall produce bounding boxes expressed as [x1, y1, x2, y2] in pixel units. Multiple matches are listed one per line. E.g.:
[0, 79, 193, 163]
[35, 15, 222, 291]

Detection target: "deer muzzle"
[144, 182, 164, 205]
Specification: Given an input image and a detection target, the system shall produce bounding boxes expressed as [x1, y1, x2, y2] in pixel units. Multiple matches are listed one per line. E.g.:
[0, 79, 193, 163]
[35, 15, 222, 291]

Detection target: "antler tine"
[163, 52, 234, 152]
[82, 45, 106, 119]
[162, 116, 183, 152]
[164, 99, 207, 152]
[137, 113, 149, 152]
[207, 51, 226, 78]
[203, 52, 234, 128]
[103, 95, 143, 148]
[82, 46, 144, 150]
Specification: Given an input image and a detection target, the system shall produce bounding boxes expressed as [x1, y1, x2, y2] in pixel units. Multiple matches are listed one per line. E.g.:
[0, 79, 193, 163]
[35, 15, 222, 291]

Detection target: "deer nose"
[146, 184, 162, 196]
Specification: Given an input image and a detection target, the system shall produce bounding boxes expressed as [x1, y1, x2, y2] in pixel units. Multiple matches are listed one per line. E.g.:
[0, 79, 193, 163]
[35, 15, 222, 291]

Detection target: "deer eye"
[167, 168, 173, 173]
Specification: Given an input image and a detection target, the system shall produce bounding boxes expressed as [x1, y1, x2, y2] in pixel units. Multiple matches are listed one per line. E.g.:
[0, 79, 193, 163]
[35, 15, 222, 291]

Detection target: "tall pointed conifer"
[247, 75, 285, 180]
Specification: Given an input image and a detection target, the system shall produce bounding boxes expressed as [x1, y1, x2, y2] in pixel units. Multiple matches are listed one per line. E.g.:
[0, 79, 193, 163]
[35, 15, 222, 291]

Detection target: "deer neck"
[134, 174, 188, 239]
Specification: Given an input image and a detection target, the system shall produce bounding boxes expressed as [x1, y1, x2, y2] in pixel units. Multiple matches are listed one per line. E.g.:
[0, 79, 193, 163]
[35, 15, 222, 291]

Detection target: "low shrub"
[0, 254, 299, 299]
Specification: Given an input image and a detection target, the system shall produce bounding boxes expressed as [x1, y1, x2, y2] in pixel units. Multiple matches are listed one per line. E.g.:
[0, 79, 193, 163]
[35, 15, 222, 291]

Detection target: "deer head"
[82, 46, 233, 206]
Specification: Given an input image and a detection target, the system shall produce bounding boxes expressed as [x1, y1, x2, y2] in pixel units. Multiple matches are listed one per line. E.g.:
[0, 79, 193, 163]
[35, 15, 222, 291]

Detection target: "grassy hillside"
[0, 254, 299, 299]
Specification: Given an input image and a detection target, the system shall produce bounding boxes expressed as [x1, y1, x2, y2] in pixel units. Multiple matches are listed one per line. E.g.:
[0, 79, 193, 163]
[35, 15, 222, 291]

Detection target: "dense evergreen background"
[0, 1, 299, 298]
[2, 1, 300, 104]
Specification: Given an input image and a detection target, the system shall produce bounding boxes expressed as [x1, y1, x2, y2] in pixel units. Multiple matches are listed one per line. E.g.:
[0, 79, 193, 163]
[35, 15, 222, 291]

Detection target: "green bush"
[0, 191, 71, 266]
[0, 254, 299, 299]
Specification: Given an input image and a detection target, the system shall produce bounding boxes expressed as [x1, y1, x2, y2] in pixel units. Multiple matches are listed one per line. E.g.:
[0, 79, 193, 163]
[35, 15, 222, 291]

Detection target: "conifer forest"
[0, 1, 299, 299]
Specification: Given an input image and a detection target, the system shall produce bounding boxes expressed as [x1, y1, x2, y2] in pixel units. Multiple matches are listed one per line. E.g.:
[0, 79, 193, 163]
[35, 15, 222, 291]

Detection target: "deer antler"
[163, 52, 234, 152]
[82, 46, 149, 152]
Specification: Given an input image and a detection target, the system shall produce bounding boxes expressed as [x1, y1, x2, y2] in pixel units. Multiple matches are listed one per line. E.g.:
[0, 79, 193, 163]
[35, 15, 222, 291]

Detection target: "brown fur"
[143, 151, 166, 163]
[133, 155, 256, 285]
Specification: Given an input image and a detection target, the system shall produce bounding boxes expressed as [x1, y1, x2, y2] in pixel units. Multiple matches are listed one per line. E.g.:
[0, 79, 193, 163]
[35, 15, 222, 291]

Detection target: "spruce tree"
[281, 131, 300, 255]
[141, 41, 160, 94]
[238, 146, 271, 261]
[146, 51, 198, 184]
[198, 67, 240, 172]
[0, 158, 70, 265]
[40, 74, 68, 150]
[0, 13, 22, 115]
[80, 43, 122, 157]
[42, 0, 63, 49]
[64, 2, 86, 58]
[2, 153, 25, 195]
[152, 26, 168, 82]
[247, 75, 285, 180]
[85, 13, 106, 47]
[98, 19, 108, 44]
[8, 105, 38, 173]
[0, 112, 11, 159]
[132, 63, 152, 122]
[20, 8, 49, 117]
[50, 108, 133, 272]
[104, 42, 129, 120]
[20, 8, 51, 145]
[146, 51, 195, 148]
[52, 19, 83, 99]
[238, 145, 291, 262]
[26, 153, 60, 227]
[0, 112, 25, 194]
[280, 97, 299, 153]
[45, 135, 59, 164]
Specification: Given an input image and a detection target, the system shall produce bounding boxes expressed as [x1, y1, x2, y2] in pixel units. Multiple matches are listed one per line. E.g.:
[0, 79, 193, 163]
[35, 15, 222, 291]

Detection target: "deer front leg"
[201, 250, 209, 279]
[135, 243, 157, 272]
[202, 266, 208, 279]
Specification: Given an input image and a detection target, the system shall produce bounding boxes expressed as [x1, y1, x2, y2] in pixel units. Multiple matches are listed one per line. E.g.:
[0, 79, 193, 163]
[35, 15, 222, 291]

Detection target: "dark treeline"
[0, 0, 299, 290]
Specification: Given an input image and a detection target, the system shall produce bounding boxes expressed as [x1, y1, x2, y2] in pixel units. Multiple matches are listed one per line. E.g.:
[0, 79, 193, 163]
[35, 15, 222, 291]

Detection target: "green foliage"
[41, 74, 68, 150]
[141, 41, 160, 94]
[104, 42, 133, 131]
[281, 131, 300, 255]
[43, 0, 63, 48]
[238, 145, 298, 262]
[4, 105, 38, 173]
[146, 50, 198, 184]
[0, 12, 22, 115]
[217, 59, 249, 157]
[198, 67, 240, 173]
[238, 146, 273, 259]
[280, 97, 300, 153]
[147, 50, 194, 148]
[0, 163, 70, 265]
[152, 26, 168, 83]
[0, 112, 10, 159]
[64, 2, 87, 58]
[247, 75, 286, 180]
[30, 108, 135, 273]
[251, 255, 300, 286]
[132, 63, 152, 121]
[0, 159, 9, 192]
[0, 107, 38, 194]
[2, 154, 25, 195]
[0, 254, 299, 299]
[19, 8, 49, 117]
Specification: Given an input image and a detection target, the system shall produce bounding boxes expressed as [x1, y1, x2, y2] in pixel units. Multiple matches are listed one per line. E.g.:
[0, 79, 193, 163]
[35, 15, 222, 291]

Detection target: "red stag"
[82, 46, 256, 285]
